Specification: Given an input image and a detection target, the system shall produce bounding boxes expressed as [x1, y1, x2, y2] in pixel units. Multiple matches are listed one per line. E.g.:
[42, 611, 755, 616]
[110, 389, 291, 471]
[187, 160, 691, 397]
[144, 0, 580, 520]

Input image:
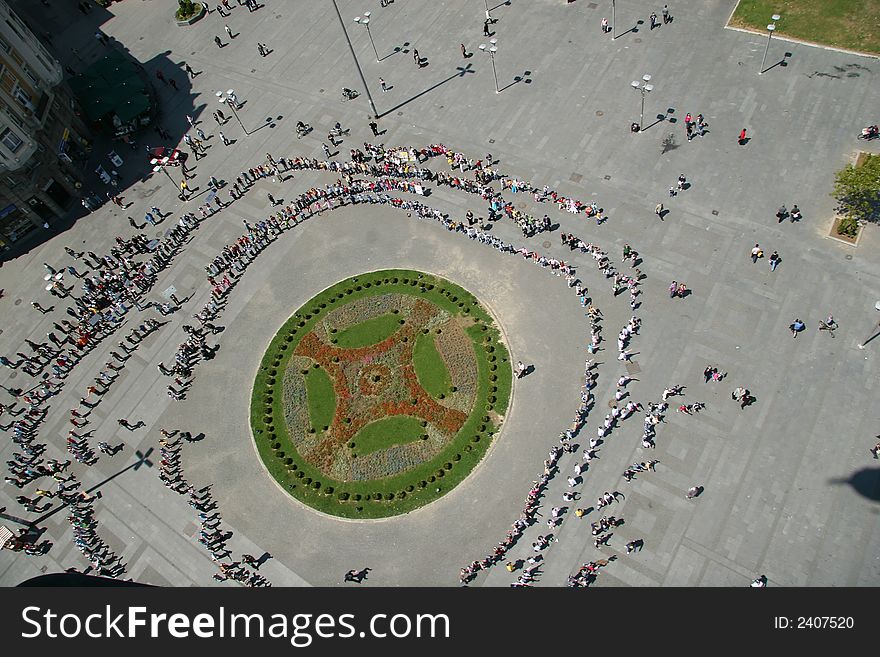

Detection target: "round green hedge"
[250, 270, 511, 518]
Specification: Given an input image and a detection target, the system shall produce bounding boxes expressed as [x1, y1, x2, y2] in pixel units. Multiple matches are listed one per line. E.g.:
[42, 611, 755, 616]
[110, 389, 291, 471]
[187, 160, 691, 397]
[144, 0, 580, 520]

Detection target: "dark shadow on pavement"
[378, 64, 475, 118]
[828, 467, 880, 502]
[498, 70, 532, 93]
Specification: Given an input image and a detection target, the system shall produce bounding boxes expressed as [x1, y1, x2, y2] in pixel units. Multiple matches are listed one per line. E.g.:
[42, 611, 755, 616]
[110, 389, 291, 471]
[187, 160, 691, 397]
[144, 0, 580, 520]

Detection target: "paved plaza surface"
[1, 0, 879, 587]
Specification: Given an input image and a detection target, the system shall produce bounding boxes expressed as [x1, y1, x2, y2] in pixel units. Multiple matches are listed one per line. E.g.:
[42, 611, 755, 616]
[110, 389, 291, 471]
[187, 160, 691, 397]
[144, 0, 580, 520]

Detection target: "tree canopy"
[832, 153, 880, 224]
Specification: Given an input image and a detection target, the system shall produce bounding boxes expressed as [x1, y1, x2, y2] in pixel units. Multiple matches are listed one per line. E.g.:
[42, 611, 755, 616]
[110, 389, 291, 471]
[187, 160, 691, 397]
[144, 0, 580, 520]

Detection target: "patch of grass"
[413, 331, 451, 398]
[334, 313, 401, 348]
[250, 269, 512, 519]
[730, 0, 880, 55]
[352, 415, 426, 455]
[304, 365, 335, 431]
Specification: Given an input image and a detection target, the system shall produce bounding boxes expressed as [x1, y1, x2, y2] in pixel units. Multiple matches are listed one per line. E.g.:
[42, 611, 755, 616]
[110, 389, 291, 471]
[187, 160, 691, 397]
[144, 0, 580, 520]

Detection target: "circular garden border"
[250, 269, 512, 519]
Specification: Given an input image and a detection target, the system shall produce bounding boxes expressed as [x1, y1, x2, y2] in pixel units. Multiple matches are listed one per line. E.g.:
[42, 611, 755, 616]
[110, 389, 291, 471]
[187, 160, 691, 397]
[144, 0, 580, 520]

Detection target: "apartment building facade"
[0, 0, 91, 250]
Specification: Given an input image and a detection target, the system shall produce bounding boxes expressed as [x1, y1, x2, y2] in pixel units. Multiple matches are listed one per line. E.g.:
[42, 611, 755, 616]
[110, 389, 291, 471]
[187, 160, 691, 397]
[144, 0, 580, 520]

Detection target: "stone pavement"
[1, 1, 879, 587]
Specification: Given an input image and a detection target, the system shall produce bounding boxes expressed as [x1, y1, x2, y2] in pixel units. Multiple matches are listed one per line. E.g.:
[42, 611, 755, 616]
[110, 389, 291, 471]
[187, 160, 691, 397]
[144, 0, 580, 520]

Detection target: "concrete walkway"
[1, 0, 879, 587]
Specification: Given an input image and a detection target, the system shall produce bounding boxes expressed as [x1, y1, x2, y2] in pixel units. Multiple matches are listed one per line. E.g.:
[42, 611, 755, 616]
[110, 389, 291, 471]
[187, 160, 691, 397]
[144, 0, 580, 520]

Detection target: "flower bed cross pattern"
[251, 270, 512, 519]
[294, 298, 469, 474]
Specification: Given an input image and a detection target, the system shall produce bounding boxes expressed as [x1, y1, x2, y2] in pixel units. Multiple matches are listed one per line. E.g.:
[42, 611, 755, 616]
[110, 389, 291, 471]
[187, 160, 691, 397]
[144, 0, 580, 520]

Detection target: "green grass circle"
[250, 270, 511, 518]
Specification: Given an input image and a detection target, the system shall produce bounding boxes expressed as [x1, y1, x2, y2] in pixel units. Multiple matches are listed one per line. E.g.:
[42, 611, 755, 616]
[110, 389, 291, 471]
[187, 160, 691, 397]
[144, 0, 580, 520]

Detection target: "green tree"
[176, 0, 196, 20]
[832, 153, 880, 225]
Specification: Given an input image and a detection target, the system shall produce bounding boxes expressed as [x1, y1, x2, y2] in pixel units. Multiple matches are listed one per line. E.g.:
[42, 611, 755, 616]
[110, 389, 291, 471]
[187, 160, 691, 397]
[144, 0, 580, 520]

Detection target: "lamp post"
[150, 161, 177, 190]
[612, 0, 616, 40]
[857, 303, 880, 349]
[758, 14, 780, 74]
[216, 90, 248, 135]
[630, 74, 653, 132]
[331, 0, 379, 119]
[484, 0, 491, 20]
[354, 12, 379, 62]
[478, 39, 499, 93]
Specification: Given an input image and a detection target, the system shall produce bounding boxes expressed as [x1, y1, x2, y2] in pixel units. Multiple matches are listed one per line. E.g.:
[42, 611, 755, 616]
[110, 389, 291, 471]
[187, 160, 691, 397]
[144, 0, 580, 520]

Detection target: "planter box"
[175, 4, 206, 26]
[827, 215, 863, 246]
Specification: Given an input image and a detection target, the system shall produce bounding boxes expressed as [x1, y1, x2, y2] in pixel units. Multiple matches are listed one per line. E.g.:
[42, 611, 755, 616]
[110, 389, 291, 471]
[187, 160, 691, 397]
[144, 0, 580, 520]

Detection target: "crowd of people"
[0, 121, 802, 586]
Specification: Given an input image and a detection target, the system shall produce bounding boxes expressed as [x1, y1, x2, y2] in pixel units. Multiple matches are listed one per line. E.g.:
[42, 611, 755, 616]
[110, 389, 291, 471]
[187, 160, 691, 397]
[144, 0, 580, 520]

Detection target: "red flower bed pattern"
[293, 298, 469, 476]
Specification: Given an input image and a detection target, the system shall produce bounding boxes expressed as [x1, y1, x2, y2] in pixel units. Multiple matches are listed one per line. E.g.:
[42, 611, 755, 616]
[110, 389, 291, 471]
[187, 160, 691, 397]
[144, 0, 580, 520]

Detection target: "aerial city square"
[0, 0, 878, 589]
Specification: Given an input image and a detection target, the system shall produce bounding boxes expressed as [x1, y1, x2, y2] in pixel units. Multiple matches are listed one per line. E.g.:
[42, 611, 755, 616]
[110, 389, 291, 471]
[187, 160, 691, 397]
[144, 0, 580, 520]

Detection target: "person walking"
[369, 120, 379, 136]
[769, 251, 781, 272]
[516, 361, 527, 379]
[750, 243, 762, 263]
[461, 43, 468, 58]
[225, 24, 234, 39]
[655, 202, 664, 218]
[184, 63, 196, 78]
[738, 128, 747, 144]
[483, 19, 492, 37]
[662, 4, 671, 23]
[214, 35, 223, 48]
[220, 131, 230, 146]
[379, 77, 388, 92]
[789, 318, 805, 338]
[601, 17, 609, 33]
[650, 11, 658, 29]
[413, 48, 420, 65]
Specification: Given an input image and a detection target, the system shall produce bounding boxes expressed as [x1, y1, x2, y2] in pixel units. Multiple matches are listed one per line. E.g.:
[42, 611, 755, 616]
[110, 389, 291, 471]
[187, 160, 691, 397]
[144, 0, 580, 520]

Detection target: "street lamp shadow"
[641, 111, 671, 133]
[617, 19, 643, 39]
[761, 53, 792, 75]
[382, 42, 410, 62]
[378, 63, 475, 118]
[497, 70, 532, 93]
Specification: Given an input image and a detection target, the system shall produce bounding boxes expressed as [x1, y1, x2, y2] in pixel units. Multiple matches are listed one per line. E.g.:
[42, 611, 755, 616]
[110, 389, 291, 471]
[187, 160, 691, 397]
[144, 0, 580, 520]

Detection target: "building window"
[5, 107, 24, 128]
[0, 36, 9, 54]
[22, 65, 38, 87]
[0, 127, 23, 153]
[12, 84, 32, 110]
[4, 20, 24, 42]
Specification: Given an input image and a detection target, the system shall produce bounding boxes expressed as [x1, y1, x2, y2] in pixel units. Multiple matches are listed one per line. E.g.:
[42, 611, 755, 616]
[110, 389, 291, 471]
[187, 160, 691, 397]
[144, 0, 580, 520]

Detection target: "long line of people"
[4, 138, 621, 578]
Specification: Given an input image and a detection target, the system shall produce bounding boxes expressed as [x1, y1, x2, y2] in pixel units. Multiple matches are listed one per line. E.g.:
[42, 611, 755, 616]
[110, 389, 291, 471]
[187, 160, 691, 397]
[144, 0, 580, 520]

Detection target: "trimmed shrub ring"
[250, 269, 511, 519]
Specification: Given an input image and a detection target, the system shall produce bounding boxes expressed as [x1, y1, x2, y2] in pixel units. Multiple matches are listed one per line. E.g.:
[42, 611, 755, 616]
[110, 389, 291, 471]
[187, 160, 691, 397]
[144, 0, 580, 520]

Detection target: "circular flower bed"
[250, 270, 511, 518]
